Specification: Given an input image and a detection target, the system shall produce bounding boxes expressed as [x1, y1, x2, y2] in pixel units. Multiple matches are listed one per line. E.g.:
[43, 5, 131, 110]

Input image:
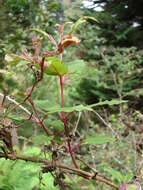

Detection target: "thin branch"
[76, 155, 98, 174]
[28, 97, 50, 136]
[0, 92, 38, 122]
[72, 112, 82, 136]
[4, 57, 45, 119]
[0, 152, 119, 189]
[92, 110, 120, 139]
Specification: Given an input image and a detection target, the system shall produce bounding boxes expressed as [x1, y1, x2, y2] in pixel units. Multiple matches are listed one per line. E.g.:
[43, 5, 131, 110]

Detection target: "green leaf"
[34, 100, 92, 113]
[89, 99, 127, 108]
[46, 104, 92, 113]
[70, 16, 98, 34]
[35, 103, 92, 114]
[45, 60, 68, 76]
[35, 57, 68, 76]
[34, 99, 126, 115]
[86, 134, 115, 145]
[70, 19, 86, 34]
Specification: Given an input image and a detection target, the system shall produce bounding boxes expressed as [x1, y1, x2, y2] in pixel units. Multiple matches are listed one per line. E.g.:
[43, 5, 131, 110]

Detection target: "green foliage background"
[0, 0, 143, 189]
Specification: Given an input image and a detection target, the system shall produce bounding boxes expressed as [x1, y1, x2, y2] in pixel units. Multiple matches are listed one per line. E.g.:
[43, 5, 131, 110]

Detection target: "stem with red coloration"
[28, 97, 50, 136]
[59, 76, 79, 169]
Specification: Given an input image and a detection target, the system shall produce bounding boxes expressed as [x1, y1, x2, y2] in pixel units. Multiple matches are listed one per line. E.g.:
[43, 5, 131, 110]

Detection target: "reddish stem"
[59, 76, 79, 169]
[28, 97, 50, 136]
[40, 57, 45, 80]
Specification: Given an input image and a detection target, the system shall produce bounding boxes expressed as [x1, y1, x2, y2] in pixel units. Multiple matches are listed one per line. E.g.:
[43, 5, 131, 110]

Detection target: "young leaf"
[45, 61, 68, 76]
[35, 57, 68, 76]
[70, 16, 98, 34]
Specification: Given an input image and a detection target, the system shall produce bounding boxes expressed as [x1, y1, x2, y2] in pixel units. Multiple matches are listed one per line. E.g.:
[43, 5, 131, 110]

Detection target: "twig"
[0, 92, 38, 122]
[0, 152, 119, 189]
[92, 110, 120, 139]
[72, 112, 82, 135]
[76, 155, 97, 174]
[3, 57, 45, 119]
[28, 97, 50, 136]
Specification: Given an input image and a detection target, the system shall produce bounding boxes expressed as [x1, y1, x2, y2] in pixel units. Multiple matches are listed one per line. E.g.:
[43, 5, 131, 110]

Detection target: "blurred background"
[0, 0, 143, 189]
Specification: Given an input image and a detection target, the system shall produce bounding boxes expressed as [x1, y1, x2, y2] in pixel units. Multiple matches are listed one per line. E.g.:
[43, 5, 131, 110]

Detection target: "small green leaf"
[70, 16, 98, 34]
[86, 134, 115, 145]
[70, 19, 86, 34]
[45, 60, 68, 76]
[35, 57, 68, 76]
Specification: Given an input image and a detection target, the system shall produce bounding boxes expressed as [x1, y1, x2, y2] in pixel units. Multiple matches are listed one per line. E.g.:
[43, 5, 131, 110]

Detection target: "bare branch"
[0, 152, 119, 189]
